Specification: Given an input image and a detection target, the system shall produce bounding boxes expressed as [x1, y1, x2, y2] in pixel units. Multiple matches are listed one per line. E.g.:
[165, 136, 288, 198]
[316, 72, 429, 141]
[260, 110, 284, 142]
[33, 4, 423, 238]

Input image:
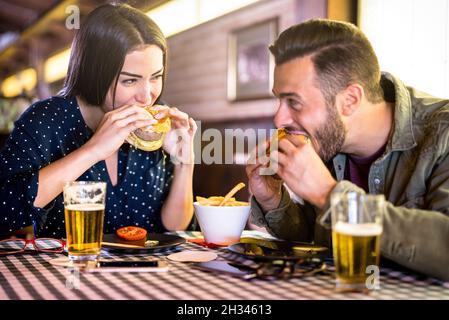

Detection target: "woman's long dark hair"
[59, 3, 167, 107]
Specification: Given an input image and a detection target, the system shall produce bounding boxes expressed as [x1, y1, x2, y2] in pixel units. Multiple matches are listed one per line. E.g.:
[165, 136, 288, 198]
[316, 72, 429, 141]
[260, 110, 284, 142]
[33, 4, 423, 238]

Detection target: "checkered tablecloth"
[0, 230, 448, 300]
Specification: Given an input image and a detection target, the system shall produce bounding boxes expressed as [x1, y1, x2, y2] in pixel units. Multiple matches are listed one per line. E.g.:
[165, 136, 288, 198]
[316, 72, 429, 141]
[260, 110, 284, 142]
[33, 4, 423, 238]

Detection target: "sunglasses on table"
[0, 238, 65, 255]
[230, 259, 333, 280]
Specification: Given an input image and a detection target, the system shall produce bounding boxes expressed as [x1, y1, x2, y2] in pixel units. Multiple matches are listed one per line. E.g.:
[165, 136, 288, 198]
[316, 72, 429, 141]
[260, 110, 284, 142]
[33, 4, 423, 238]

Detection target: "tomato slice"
[116, 226, 148, 241]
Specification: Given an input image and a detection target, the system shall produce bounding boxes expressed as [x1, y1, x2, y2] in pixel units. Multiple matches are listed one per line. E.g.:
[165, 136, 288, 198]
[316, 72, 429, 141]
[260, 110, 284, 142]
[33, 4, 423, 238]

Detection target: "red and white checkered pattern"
[0, 231, 448, 300]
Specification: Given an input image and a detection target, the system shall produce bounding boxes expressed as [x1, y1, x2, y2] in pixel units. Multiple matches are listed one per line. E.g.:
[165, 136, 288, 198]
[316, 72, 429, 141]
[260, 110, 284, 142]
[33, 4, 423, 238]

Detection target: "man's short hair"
[269, 19, 383, 105]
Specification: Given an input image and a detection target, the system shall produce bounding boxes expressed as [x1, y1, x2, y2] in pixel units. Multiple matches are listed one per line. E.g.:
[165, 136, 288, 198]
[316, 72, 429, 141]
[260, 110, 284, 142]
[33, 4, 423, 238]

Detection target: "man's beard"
[314, 103, 346, 162]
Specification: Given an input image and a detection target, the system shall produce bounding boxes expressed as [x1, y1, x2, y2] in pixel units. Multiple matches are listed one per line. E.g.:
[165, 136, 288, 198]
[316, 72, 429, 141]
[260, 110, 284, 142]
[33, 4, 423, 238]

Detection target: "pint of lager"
[65, 203, 105, 257]
[332, 222, 382, 289]
[63, 182, 106, 266]
[331, 192, 385, 292]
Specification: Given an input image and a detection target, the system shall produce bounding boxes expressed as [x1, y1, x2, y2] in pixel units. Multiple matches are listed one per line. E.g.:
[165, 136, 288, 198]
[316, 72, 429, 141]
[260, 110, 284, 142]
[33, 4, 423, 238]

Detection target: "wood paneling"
[163, 0, 307, 122]
[193, 117, 275, 202]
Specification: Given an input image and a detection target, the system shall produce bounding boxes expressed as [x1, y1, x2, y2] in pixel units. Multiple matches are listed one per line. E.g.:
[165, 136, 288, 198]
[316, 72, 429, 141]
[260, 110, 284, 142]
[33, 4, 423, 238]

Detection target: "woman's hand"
[83, 104, 157, 161]
[152, 105, 197, 165]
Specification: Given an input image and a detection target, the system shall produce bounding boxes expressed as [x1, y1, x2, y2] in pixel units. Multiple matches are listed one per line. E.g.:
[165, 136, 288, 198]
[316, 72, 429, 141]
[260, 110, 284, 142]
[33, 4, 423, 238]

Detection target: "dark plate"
[227, 237, 329, 261]
[102, 233, 186, 253]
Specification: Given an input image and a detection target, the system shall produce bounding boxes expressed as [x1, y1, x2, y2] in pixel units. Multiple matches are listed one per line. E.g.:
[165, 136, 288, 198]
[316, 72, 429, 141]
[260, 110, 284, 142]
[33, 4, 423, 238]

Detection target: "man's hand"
[246, 140, 283, 212]
[271, 135, 337, 209]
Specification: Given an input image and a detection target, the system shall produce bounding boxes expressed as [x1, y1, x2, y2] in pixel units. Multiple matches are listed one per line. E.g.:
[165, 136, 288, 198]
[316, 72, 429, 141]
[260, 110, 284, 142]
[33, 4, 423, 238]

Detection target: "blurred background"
[0, 0, 448, 202]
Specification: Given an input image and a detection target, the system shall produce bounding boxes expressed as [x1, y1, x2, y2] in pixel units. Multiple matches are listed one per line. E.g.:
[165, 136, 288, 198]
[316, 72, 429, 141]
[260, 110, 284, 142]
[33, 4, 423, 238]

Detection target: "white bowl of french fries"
[194, 183, 250, 246]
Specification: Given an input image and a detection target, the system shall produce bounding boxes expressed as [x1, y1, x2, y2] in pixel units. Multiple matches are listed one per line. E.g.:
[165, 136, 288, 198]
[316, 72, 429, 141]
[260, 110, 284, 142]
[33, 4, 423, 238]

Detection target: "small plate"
[102, 233, 186, 253]
[227, 237, 329, 261]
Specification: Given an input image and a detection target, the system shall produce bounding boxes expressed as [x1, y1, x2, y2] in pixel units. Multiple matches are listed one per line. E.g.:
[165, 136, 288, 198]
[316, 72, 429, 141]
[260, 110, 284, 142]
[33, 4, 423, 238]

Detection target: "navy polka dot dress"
[0, 96, 174, 238]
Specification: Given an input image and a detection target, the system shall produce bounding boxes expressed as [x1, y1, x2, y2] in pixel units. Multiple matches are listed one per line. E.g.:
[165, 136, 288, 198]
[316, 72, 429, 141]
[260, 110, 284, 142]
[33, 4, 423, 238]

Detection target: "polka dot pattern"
[0, 96, 174, 238]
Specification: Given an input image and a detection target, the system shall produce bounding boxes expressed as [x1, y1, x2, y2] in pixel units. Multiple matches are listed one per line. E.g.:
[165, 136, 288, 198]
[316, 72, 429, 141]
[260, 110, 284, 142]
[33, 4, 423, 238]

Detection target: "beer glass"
[331, 192, 385, 292]
[63, 181, 106, 266]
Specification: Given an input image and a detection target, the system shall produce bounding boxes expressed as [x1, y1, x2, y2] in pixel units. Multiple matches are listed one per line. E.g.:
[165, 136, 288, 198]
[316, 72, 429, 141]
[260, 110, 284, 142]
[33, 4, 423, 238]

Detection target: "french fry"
[208, 196, 225, 201]
[195, 183, 249, 207]
[223, 201, 249, 206]
[219, 182, 246, 206]
[197, 198, 249, 206]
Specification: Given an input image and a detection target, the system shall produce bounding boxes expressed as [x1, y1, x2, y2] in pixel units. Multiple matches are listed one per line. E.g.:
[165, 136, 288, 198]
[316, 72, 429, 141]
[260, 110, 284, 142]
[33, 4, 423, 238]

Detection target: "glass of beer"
[63, 181, 106, 267]
[331, 192, 385, 292]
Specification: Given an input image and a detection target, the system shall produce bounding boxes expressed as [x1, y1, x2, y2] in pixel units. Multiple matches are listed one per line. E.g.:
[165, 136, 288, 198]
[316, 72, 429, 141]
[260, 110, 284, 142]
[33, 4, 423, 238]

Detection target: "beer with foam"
[332, 222, 382, 288]
[331, 192, 385, 291]
[63, 181, 106, 265]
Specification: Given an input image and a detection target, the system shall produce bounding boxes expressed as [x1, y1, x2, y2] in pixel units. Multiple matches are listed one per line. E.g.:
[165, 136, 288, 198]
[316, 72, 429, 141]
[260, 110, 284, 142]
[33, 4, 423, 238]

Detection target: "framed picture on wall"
[228, 19, 277, 101]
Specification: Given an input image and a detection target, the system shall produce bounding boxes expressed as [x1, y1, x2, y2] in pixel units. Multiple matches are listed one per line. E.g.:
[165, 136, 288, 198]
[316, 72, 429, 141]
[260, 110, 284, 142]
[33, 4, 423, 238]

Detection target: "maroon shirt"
[344, 144, 387, 193]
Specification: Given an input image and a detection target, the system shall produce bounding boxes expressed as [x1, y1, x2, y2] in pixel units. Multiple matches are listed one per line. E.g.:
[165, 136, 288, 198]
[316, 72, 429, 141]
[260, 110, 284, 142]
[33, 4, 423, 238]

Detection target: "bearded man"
[246, 19, 449, 280]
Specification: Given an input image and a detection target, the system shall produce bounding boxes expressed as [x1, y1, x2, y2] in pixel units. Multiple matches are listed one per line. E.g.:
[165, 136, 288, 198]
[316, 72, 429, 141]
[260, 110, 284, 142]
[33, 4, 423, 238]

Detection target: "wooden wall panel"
[192, 117, 275, 202]
[163, 0, 311, 122]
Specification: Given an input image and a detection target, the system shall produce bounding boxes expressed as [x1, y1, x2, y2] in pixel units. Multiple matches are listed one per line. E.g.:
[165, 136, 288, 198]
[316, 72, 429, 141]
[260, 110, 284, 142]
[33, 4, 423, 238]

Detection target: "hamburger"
[126, 105, 171, 151]
[271, 127, 310, 148]
[268, 128, 310, 179]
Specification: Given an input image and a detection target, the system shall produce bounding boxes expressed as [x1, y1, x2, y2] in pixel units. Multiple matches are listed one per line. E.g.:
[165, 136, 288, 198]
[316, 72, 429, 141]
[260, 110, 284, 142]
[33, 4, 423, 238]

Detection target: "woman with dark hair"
[0, 4, 196, 238]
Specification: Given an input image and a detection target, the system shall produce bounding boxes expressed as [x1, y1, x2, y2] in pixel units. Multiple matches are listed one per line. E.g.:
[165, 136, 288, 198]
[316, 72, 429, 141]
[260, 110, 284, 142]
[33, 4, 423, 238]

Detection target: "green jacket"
[250, 72, 449, 281]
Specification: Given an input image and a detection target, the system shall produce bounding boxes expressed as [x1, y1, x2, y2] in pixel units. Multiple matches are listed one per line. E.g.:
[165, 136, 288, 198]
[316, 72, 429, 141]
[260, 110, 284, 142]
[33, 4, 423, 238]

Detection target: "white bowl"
[193, 202, 251, 246]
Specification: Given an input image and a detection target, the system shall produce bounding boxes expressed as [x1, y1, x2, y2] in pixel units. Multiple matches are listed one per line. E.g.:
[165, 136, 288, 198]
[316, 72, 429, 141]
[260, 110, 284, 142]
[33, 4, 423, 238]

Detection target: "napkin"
[167, 250, 217, 262]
